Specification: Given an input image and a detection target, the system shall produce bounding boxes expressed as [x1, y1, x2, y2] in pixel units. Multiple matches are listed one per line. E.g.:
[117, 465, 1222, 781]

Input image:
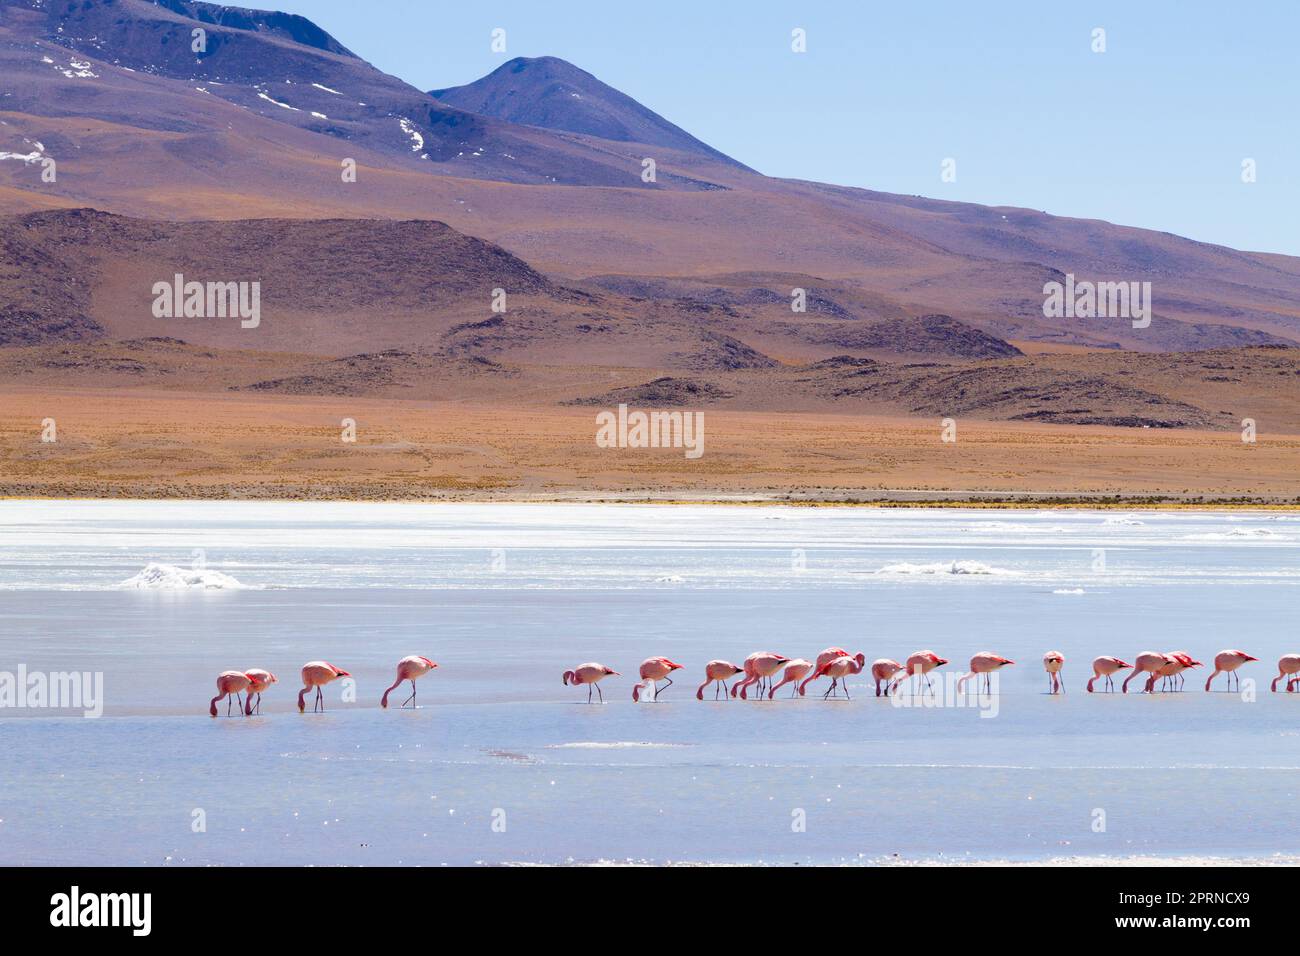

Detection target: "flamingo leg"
[402, 680, 416, 708]
[586, 684, 593, 704]
[596, 683, 604, 703]
[315, 686, 324, 712]
[659, 676, 673, 700]
[842, 678, 851, 700]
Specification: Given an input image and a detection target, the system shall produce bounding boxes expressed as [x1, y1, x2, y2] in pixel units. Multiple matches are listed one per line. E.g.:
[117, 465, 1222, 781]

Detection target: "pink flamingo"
[243, 668, 277, 715]
[799, 652, 865, 697]
[696, 660, 743, 700]
[1272, 654, 1300, 693]
[957, 652, 1015, 694]
[870, 659, 904, 696]
[768, 659, 814, 698]
[209, 670, 251, 717]
[297, 661, 351, 712]
[1158, 652, 1202, 692]
[1087, 656, 1131, 693]
[731, 652, 790, 699]
[563, 663, 619, 703]
[381, 655, 438, 708]
[633, 657, 684, 702]
[812, 647, 850, 674]
[1042, 651, 1065, 695]
[891, 650, 948, 693]
[1123, 651, 1173, 694]
[1205, 650, 1256, 692]
[804, 654, 865, 699]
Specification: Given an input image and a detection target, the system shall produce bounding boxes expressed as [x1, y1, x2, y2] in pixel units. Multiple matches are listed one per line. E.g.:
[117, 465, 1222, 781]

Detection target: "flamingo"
[243, 668, 277, 715]
[696, 660, 743, 700]
[209, 670, 250, 717]
[563, 663, 619, 703]
[633, 657, 684, 702]
[957, 652, 1015, 694]
[1123, 651, 1173, 694]
[799, 652, 865, 697]
[891, 650, 948, 694]
[812, 647, 850, 674]
[768, 659, 814, 698]
[1205, 650, 1256, 692]
[297, 661, 351, 712]
[731, 652, 790, 700]
[1271, 654, 1300, 693]
[871, 659, 905, 696]
[1042, 651, 1065, 695]
[1087, 656, 1131, 693]
[795, 647, 851, 696]
[804, 654, 864, 699]
[381, 655, 438, 709]
[1158, 652, 1202, 692]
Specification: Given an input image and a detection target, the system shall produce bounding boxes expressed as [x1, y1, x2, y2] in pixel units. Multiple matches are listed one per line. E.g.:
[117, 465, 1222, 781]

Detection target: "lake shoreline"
[3, 492, 1300, 509]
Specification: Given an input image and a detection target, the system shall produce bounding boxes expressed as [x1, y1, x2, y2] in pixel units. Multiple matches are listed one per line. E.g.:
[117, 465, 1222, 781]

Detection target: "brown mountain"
[3, 0, 1299, 352]
[431, 56, 747, 169]
[5, 0, 723, 188]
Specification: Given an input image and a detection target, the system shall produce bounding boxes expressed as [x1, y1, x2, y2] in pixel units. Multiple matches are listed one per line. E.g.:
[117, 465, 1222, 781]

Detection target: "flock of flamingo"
[208, 648, 1297, 714]
[562, 648, 1279, 702]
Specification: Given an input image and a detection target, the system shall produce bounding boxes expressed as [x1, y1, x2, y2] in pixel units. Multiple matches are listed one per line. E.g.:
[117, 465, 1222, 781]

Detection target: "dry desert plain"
[2, 385, 1298, 504]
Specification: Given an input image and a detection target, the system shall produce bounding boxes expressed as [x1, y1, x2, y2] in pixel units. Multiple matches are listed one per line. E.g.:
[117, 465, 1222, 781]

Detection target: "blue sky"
[273, 0, 1298, 256]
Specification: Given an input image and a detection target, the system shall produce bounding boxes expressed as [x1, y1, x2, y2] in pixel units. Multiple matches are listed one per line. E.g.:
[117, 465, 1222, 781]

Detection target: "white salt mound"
[119, 562, 247, 590]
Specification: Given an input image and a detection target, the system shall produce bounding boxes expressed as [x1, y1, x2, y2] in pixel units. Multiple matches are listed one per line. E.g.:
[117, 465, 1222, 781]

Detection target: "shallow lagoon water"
[1, 500, 1298, 865]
